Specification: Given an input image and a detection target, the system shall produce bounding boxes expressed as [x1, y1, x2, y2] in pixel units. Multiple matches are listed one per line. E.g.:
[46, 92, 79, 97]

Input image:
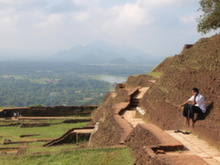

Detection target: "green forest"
[0, 61, 153, 107]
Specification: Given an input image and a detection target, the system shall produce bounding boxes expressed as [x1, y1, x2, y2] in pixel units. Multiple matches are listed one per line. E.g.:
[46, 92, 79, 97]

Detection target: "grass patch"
[0, 122, 88, 143]
[0, 148, 134, 165]
[147, 72, 162, 78]
[166, 56, 174, 59]
[159, 86, 169, 93]
[0, 118, 90, 155]
[0, 118, 133, 165]
[25, 143, 78, 154]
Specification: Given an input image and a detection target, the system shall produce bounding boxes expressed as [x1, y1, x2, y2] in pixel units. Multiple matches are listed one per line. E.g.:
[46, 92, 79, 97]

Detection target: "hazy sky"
[0, 0, 217, 58]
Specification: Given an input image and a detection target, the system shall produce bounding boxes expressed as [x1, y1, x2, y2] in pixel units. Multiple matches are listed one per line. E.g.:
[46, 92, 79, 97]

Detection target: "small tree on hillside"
[197, 0, 220, 34]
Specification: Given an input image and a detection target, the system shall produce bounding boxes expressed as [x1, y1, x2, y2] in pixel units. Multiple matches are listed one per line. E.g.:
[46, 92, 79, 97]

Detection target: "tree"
[197, 0, 220, 34]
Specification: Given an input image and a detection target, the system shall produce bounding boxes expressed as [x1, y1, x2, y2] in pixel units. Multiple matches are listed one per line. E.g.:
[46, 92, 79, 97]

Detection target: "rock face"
[90, 34, 220, 163]
[138, 34, 220, 147]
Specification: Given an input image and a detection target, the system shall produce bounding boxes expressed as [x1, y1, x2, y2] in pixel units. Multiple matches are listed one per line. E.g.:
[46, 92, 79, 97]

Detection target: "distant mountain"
[109, 58, 131, 64]
[54, 41, 160, 64]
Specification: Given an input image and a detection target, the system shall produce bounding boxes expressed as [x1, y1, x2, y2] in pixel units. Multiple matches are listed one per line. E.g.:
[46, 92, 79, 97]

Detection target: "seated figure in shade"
[180, 88, 206, 127]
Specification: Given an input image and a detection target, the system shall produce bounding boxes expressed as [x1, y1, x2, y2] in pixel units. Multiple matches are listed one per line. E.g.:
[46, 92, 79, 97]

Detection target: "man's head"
[192, 87, 199, 94]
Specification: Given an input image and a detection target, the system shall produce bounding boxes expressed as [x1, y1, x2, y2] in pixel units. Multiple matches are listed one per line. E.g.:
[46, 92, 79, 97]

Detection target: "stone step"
[165, 130, 220, 165]
[134, 87, 150, 99]
[137, 124, 184, 151]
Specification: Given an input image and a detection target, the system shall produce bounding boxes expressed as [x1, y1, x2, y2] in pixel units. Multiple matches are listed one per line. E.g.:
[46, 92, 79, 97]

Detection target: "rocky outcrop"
[90, 34, 220, 164]
[139, 34, 220, 147]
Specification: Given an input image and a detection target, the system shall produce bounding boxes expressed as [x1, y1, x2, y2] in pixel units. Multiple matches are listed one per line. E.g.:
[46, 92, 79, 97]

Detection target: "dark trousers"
[183, 104, 203, 119]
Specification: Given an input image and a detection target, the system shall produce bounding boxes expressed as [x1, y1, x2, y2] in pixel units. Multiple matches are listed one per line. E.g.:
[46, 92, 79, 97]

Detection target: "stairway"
[115, 87, 150, 144]
[120, 87, 149, 128]
[123, 110, 145, 128]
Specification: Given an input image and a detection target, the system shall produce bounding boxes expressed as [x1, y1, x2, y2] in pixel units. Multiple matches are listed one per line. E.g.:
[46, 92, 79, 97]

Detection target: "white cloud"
[0, 0, 27, 4]
[0, 7, 20, 35]
[0, 0, 212, 58]
[0, 0, 39, 6]
[71, 10, 91, 22]
[35, 13, 62, 28]
[179, 13, 199, 24]
[72, 0, 101, 7]
[112, 3, 152, 27]
[137, 0, 196, 7]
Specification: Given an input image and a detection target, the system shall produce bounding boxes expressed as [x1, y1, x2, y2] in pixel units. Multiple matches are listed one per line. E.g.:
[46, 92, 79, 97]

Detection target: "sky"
[0, 0, 217, 59]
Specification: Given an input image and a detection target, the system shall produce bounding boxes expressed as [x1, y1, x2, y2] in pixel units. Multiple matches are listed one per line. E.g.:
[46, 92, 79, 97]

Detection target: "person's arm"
[180, 100, 190, 107]
[192, 93, 198, 105]
[180, 95, 193, 108]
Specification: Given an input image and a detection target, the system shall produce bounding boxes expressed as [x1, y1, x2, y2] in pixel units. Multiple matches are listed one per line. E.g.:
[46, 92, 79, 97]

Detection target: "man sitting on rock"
[180, 88, 206, 127]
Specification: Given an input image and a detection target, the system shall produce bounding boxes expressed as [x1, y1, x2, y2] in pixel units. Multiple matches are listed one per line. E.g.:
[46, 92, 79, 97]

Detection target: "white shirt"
[188, 94, 206, 113]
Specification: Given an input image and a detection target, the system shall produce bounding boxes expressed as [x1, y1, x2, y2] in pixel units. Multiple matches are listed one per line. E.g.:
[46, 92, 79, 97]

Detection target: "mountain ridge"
[54, 41, 161, 64]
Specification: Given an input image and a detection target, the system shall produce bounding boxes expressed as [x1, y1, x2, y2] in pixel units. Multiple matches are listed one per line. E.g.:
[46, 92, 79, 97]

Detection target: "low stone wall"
[125, 124, 207, 165]
[0, 105, 97, 117]
[44, 126, 94, 147]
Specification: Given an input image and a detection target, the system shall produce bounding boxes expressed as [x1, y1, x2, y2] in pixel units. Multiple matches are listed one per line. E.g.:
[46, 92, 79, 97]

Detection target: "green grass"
[147, 72, 163, 78]
[0, 122, 88, 143]
[0, 148, 134, 165]
[0, 118, 88, 155]
[159, 86, 169, 93]
[0, 118, 134, 165]
[0, 119, 89, 155]
[25, 142, 78, 154]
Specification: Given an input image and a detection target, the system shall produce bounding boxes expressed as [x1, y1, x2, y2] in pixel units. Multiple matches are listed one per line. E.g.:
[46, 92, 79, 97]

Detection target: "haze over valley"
[0, 61, 154, 107]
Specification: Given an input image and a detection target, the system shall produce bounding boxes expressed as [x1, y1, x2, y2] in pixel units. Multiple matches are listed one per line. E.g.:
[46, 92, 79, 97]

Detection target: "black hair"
[192, 88, 199, 93]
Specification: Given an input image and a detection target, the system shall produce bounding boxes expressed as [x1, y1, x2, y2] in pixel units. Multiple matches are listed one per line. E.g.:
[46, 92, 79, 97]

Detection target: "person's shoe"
[182, 131, 191, 134]
[175, 130, 182, 133]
